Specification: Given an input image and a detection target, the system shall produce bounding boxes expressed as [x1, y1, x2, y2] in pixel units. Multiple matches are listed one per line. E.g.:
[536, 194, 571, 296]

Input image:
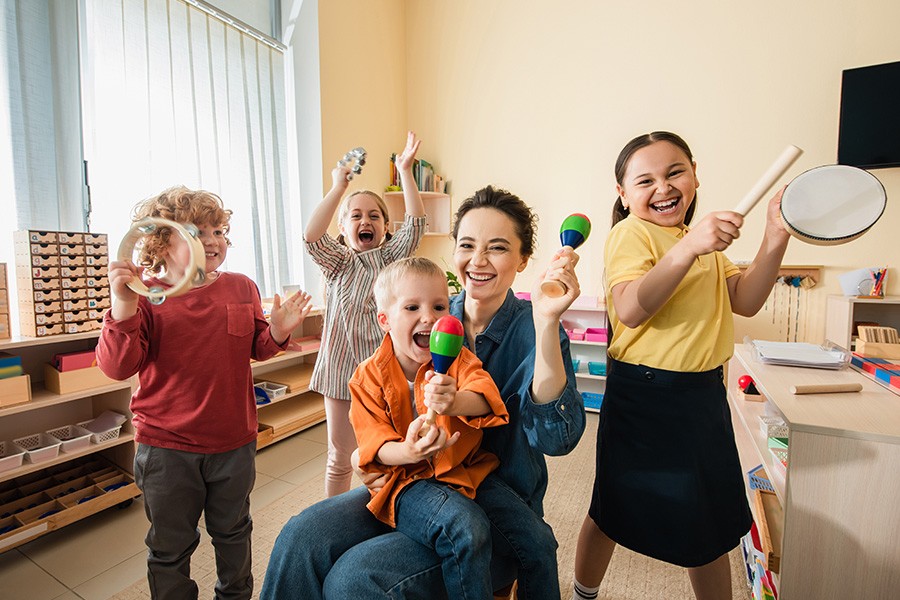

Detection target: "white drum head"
[780, 165, 886, 245]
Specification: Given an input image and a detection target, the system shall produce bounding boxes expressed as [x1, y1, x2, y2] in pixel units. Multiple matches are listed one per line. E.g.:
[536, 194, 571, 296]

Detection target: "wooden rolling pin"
[790, 383, 863, 395]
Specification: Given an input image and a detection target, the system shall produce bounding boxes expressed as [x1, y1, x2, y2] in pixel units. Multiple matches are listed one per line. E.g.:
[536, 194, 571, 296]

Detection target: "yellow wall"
[317, 0, 900, 343]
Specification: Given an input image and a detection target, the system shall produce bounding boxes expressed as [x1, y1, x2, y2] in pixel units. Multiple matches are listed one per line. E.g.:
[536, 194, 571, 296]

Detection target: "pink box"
[568, 328, 585, 341]
[584, 328, 608, 343]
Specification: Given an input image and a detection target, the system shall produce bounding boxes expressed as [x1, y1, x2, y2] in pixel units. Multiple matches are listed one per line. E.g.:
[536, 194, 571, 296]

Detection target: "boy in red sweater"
[97, 186, 311, 599]
[349, 257, 508, 599]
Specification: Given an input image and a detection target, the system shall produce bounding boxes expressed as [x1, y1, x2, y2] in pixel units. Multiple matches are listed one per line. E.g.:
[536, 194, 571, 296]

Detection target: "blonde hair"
[132, 185, 232, 274]
[336, 190, 392, 247]
[374, 257, 445, 310]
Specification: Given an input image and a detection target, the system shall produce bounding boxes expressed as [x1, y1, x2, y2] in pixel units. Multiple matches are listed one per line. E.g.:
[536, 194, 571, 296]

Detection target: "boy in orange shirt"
[349, 257, 509, 599]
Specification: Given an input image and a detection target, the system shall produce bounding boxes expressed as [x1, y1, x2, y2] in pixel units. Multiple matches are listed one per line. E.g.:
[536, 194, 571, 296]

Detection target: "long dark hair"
[611, 131, 698, 228]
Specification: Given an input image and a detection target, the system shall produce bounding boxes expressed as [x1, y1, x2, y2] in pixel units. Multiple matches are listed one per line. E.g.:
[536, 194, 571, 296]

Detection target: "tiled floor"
[0, 423, 333, 600]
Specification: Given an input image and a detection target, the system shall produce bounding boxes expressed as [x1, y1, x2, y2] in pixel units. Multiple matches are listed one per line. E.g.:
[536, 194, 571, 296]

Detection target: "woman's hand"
[351, 449, 389, 493]
[269, 290, 313, 345]
[532, 246, 581, 322]
[395, 131, 421, 173]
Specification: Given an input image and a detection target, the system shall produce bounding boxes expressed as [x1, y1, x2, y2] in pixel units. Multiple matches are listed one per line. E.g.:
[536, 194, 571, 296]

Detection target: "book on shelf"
[388, 154, 445, 193]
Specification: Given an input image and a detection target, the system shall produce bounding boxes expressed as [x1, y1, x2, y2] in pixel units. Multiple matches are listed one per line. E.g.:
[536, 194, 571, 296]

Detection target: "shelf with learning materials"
[561, 302, 607, 413]
[727, 343, 900, 598]
[824, 294, 900, 350]
[383, 191, 451, 237]
[0, 331, 140, 552]
[252, 308, 326, 449]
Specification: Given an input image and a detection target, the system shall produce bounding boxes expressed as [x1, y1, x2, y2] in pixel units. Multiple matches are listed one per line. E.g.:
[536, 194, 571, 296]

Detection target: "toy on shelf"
[738, 374, 764, 402]
[541, 213, 591, 298]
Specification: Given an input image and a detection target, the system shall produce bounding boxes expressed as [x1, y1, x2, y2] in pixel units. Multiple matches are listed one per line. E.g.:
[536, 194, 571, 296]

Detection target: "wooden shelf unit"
[383, 191, 451, 236]
[561, 306, 607, 413]
[824, 294, 900, 350]
[0, 331, 140, 552]
[727, 344, 900, 598]
[253, 309, 326, 449]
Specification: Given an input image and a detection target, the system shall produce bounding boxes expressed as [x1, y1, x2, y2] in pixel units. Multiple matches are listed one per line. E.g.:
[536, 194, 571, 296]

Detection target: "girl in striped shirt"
[305, 131, 427, 496]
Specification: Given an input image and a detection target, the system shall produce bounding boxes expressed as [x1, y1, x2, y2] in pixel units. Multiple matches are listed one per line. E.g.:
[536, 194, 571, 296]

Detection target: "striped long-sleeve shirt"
[306, 214, 426, 399]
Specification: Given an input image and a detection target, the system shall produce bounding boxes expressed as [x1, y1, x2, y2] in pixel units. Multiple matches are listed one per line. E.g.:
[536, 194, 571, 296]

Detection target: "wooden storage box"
[43, 364, 115, 395]
[855, 340, 900, 360]
[0, 375, 31, 408]
[752, 489, 783, 573]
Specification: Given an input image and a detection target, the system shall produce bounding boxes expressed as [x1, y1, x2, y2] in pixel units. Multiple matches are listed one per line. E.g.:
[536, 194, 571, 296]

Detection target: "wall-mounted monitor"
[837, 60, 900, 170]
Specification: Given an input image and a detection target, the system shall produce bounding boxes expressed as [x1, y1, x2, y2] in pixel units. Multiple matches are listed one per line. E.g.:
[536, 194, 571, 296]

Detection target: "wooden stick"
[790, 383, 862, 395]
[734, 145, 803, 216]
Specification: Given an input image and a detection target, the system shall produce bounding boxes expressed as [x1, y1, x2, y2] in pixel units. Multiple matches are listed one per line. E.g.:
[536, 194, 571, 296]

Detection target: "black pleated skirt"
[589, 358, 752, 568]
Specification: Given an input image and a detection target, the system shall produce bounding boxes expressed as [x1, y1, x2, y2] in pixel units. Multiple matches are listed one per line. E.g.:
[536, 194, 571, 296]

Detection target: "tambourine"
[117, 217, 206, 304]
[338, 147, 367, 181]
[734, 146, 887, 245]
[779, 165, 886, 245]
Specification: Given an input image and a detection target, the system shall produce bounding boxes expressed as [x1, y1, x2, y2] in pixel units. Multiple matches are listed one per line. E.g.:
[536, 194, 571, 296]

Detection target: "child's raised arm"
[727, 187, 791, 316]
[304, 160, 353, 243]
[394, 131, 426, 218]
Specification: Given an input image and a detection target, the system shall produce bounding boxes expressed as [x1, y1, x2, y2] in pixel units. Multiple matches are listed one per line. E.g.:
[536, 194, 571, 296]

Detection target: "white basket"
[0, 440, 26, 473]
[13, 432, 63, 463]
[46, 424, 93, 453]
[254, 381, 288, 403]
[76, 420, 123, 444]
[758, 415, 789, 439]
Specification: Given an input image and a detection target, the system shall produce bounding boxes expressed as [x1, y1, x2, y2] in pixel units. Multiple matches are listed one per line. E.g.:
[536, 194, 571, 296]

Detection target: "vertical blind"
[0, 0, 85, 232]
[83, 0, 296, 296]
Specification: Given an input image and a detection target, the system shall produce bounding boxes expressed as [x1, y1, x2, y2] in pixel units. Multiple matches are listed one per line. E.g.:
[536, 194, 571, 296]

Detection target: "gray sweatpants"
[134, 441, 257, 600]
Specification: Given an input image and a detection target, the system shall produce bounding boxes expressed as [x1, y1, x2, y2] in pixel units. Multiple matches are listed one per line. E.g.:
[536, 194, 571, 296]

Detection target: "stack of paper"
[750, 340, 849, 369]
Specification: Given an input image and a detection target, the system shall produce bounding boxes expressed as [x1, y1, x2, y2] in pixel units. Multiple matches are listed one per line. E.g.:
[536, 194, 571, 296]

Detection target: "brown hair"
[337, 190, 392, 246]
[374, 257, 445, 310]
[611, 131, 698, 228]
[132, 185, 232, 274]
[451, 185, 537, 258]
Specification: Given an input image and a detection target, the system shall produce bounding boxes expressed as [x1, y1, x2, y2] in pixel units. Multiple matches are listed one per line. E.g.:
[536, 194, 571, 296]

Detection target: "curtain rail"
[181, 0, 286, 52]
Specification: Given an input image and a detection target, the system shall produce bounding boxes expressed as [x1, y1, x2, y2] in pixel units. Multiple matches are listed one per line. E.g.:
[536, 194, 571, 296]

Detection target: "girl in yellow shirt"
[573, 131, 790, 600]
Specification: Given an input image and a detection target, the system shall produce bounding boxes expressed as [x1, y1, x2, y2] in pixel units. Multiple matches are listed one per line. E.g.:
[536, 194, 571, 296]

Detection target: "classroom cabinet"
[727, 344, 900, 598]
[382, 191, 451, 236]
[0, 331, 140, 552]
[561, 305, 607, 413]
[824, 294, 900, 349]
[253, 309, 326, 448]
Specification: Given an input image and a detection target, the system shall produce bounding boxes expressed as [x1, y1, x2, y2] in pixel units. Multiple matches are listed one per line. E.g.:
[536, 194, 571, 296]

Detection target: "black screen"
[837, 60, 900, 169]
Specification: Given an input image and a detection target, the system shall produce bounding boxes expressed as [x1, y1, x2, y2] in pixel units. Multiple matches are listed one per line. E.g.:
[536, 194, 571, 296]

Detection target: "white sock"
[573, 579, 600, 600]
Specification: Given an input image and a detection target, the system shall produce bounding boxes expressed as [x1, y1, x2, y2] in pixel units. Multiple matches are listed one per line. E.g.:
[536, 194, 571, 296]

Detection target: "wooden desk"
[728, 344, 900, 599]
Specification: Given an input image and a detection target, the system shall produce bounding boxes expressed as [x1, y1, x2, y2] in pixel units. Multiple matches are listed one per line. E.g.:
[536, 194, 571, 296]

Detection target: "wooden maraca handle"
[790, 382, 862, 395]
[117, 217, 206, 305]
[540, 280, 567, 298]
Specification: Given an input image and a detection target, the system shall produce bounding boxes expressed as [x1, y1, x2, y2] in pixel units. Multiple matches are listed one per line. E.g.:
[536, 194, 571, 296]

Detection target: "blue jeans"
[394, 480, 492, 600]
[475, 474, 560, 600]
[261, 483, 559, 600]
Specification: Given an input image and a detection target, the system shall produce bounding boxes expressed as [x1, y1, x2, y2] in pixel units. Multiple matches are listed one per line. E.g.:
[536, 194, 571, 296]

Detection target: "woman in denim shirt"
[262, 186, 585, 599]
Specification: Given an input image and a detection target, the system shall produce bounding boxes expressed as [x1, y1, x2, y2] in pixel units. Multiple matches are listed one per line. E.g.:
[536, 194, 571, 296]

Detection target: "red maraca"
[422, 315, 465, 429]
[541, 213, 591, 298]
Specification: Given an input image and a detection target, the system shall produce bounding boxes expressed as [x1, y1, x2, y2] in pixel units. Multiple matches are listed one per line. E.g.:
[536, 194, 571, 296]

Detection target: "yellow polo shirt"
[604, 215, 740, 372]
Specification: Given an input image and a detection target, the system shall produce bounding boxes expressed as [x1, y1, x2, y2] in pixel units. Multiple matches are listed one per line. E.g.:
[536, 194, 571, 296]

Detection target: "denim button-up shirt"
[450, 290, 585, 516]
